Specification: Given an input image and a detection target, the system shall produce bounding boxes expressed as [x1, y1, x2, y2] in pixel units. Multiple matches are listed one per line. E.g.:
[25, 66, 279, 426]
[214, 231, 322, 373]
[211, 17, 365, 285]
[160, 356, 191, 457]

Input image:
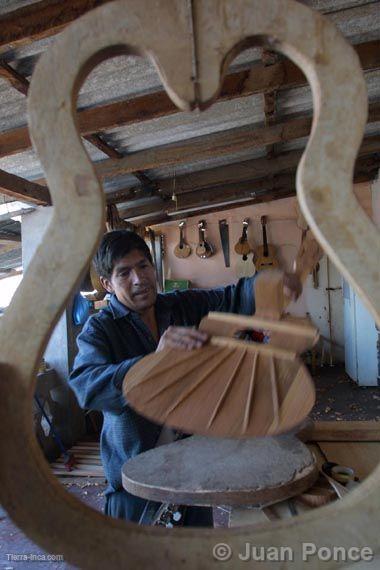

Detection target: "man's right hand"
[156, 326, 209, 352]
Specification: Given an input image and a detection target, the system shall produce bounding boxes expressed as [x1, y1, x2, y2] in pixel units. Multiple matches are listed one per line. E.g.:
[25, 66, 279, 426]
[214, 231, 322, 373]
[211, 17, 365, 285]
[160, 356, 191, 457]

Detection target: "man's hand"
[283, 272, 302, 301]
[156, 326, 209, 352]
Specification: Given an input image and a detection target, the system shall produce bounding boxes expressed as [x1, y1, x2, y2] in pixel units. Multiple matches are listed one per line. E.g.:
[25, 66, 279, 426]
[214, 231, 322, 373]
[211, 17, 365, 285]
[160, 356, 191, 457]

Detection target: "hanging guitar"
[255, 215, 279, 270]
[234, 218, 255, 278]
[195, 220, 214, 259]
[234, 218, 251, 260]
[174, 221, 191, 259]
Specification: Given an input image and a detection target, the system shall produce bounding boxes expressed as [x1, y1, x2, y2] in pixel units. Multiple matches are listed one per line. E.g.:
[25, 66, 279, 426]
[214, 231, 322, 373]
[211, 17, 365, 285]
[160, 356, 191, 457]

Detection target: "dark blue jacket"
[69, 278, 256, 497]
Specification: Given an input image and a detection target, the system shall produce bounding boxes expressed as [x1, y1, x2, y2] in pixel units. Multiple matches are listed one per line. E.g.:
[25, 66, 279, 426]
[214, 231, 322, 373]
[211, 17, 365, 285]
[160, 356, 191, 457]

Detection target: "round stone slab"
[122, 435, 318, 507]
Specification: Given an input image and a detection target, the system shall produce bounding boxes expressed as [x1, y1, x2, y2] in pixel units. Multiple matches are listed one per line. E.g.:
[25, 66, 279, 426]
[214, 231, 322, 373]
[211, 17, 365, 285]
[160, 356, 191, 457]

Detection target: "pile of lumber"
[50, 440, 104, 478]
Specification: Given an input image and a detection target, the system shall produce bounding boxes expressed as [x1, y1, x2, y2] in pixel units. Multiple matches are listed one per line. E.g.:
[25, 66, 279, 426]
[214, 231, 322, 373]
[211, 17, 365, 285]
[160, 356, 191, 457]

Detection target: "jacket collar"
[109, 292, 175, 320]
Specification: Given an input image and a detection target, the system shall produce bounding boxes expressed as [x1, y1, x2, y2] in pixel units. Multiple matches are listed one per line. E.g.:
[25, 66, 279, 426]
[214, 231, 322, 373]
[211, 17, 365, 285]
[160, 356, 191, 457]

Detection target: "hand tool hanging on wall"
[150, 231, 165, 293]
[195, 220, 214, 259]
[218, 219, 230, 267]
[174, 221, 191, 258]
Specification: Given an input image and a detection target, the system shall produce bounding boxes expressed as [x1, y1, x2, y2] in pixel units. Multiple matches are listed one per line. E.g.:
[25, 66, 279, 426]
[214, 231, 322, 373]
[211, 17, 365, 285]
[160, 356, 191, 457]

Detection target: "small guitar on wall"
[174, 221, 191, 259]
[255, 215, 279, 271]
[196, 220, 214, 259]
[234, 218, 256, 278]
[234, 218, 252, 260]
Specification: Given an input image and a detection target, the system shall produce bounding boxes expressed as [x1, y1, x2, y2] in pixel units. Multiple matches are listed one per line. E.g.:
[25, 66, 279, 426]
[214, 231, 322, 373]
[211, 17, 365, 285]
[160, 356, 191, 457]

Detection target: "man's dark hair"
[94, 230, 153, 279]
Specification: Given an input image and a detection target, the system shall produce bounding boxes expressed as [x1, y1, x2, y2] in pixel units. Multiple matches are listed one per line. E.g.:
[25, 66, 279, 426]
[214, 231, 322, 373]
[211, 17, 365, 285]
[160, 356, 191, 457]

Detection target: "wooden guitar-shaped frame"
[0, 1, 379, 568]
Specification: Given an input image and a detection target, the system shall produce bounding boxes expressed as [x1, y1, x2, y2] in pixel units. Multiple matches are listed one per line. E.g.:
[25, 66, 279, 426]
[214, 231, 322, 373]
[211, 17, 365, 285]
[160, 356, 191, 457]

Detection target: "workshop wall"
[154, 184, 374, 363]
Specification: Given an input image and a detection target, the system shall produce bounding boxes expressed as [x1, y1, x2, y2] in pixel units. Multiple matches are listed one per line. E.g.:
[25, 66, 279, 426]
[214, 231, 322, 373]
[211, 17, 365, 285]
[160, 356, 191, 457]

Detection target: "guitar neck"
[179, 225, 184, 248]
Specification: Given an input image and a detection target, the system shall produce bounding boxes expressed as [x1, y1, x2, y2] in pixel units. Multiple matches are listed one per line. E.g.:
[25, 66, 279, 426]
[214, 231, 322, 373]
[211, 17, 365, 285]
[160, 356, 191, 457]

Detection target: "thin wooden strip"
[206, 311, 318, 339]
[52, 469, 105, 477]
[305, 422, 380, 442]
[241, 351, 258, 434]
[144, 347, 226, 404]
[124, 348, 184, 389]
[269, 356, 279, 433]
[126, 347, 215, 392]
[206, 349, 247, 428]
[210, 336, 297, 360]
[163, 347, 232, 419]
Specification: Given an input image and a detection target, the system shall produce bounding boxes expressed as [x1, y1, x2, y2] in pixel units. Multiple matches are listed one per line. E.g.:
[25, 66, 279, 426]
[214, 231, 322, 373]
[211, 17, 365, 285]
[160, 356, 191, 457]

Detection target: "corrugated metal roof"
[0, 0, 379, 270]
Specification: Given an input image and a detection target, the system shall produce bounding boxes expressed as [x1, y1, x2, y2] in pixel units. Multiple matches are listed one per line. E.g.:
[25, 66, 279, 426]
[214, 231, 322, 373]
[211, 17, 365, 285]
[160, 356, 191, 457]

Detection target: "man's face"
[100, 249, 157, 313]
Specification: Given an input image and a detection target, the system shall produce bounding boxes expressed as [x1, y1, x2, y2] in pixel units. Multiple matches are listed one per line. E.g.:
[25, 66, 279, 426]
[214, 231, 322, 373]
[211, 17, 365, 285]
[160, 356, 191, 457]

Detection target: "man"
[70, 229, 301, 525]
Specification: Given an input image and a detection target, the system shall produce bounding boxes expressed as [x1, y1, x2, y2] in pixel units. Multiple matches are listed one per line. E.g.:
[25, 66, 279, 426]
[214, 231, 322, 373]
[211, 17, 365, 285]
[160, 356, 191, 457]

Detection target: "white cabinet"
[344, 280, 379, 386]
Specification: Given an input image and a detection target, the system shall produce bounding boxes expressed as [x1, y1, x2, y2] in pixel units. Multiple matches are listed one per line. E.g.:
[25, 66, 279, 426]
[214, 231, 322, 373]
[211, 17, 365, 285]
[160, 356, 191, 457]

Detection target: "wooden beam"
[302, 421, 380, 442]
[83, 133, 123, 159]
[0, 39, 379, 159]
[0, 233, 21, 243]
[0, 0, 113, 50]
[0, 62, 29, 94]
[99, 110, 380, 187]
[117, 154, 380, 222]
[120, 187, 296, 226]
[105, 134, 380, 206]
[0, 169, 51, 206]
[261, 50, 279, 158]
[118, 174, 295, 220]
[0, 241, 21, 254]
[0, 268, 22, 280]
[153, 135, 380, 196]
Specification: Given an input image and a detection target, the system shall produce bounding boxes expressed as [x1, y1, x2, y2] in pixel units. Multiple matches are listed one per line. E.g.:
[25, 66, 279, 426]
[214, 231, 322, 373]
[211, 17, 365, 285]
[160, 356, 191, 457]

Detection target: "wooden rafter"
[0, 39, 379, 159]
[0, 232, 21, 242]
[157, 135, 380, 196]
[106, 133, 380, 204]
[117, 153, 380, 223]
[0, 169, 50, 206]
[0, 0, 113, 50]
[261, 50, 279, 158]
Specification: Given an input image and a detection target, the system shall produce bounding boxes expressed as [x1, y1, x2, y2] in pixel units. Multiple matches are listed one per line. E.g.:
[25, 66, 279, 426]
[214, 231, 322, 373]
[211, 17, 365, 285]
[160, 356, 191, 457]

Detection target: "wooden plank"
[304, 421, 380, 442]
[0, 39, 379, 160]
[0, 62, 29, 94]
[318, 442, 380, 480]
[117, 154, 380, 221]
[0, 0, 113, 50]
[83, 133, 123, 158]
[0, 168, 51, 206]
[0, 233, 21, 243]
[0, 268, 22, 280]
